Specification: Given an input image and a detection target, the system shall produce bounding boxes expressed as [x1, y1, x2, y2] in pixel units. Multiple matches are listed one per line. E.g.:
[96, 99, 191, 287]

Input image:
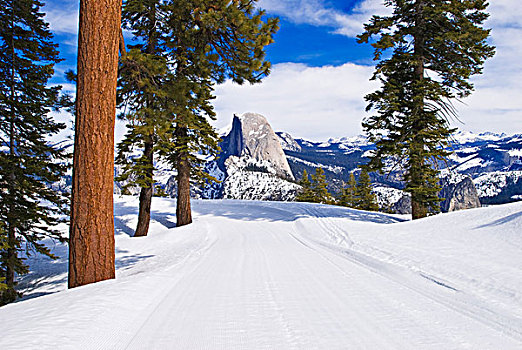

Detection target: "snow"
[286, 155, 344, 174]
[508, 149, 522, 157]
[2, 198, 522, 349]
[361, 149, 375, 158]
[455, 157, 488, 171]
[318, 141, 331, 148]
[220, 156, 300, 201]
[372, 185, 405, 208]
[276, 132, 301, 152]
[474, 171, 522, 198]
[328, 135, 370, 148]
[448, 152, 477, 164]
[439, 169, 467, 185]
[451, 131, 506, 144]
[291, 135, 370, 151]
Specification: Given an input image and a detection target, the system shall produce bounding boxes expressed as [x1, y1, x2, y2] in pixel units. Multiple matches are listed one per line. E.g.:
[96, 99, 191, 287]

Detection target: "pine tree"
[166, 0, 278, 227]
[358, 0, 494, 219]
[116, 0, 169, 237]
[355, 170, 378, 211]
[340, 172, 357, 207]
[117, 0, 278, 232]
[69, 0, 122, 288]
[0, 0, 68, 304]
[311, 168, 333, 204]
[296, 169, 315, 202]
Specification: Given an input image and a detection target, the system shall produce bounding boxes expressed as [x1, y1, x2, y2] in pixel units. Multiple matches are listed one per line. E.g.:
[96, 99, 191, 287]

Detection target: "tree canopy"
[0, 0, 68, 304]
[358, 0, 494, 219]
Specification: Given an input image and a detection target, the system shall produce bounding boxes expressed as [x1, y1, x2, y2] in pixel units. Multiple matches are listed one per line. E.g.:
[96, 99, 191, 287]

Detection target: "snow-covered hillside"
[2, 198, 522, 349]
[284, 130, 522, 205]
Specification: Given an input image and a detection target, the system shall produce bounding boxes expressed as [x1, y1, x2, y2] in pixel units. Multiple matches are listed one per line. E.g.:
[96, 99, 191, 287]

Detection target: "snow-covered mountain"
[279, 130, 522, 208]
[57, 114, 521, 209]
[202, 112, 299, 201]
[200, 115, 517, 211]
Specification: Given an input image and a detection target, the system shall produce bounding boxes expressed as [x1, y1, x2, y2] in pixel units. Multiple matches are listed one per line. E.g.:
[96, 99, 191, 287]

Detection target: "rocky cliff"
[203, 112, 299, 201]
[220, 113, 294, 180]
[373, 172, 481, 215]
[439, 172, 482, 212]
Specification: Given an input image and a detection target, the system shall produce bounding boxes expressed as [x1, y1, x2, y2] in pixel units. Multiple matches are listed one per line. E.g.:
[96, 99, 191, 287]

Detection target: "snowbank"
[2, 197, 521, 349]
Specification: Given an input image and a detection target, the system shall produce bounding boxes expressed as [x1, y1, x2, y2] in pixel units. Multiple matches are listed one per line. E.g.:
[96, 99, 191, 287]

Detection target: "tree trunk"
[412, 197, 428, 220]
[176, 125, 192, 227]
[119, 28, 126, 58]
[134, 136, 154, 237]
[69, 0, 122, 289]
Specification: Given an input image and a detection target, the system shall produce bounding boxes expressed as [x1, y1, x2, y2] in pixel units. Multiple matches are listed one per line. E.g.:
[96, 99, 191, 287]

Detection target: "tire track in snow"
[118, 223, 219, 350]
[125, 220, 303, 349]
[291, 217, 522, 342]
[257, 232, 301, 350]
[268, 228, 407, 350]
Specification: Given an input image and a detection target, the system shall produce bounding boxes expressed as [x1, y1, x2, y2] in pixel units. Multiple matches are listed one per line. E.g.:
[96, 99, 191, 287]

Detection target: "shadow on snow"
[190, 199, 405, 225]
[17, 245, 154, 302]
[474, 210, 522, 229]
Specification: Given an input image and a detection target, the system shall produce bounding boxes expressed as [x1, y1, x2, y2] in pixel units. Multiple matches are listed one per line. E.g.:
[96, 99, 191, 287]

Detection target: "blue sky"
[44, 0, 522, 141]
[266, 21, 371, 66]
[46, 0, 374, 81]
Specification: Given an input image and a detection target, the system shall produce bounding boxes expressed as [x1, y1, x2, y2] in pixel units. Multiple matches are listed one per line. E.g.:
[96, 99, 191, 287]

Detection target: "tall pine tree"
[116, 0, 169, 237]
[0, 0, 68, 304]
[69, 0, 122, 288]
[117, 0, 278, 232]
[358, 0, 494, 219]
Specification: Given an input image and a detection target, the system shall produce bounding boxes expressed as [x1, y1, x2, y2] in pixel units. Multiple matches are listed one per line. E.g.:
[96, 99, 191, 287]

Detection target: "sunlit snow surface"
[2, 197, 522, 349]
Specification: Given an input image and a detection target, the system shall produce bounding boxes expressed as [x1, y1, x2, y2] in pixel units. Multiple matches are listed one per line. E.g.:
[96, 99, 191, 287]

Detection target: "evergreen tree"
[311, 168, 332, 204]
[69, 0, 122, 288]
[117, 0, 278, 232]
[116, 0, 169, 237]
[355, 170, 378, 211]
[340, 172, 357, 207]
[296, 169, 315, 202]
[166, 0, 278, 228]
[358, 0, 494, 219]
[0, 0, 68, 304]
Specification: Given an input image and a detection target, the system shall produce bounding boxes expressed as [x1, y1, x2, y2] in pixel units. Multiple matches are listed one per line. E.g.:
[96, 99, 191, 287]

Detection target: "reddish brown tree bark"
[175, 125, 192, 227]
[134, 136, 154, 237]
[68, 0, 122, 288]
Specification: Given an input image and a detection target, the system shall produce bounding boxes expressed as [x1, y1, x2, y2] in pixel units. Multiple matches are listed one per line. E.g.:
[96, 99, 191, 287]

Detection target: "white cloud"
[259, 0, 391, 37]
[212, 0, 521, 140]
[46, 0, 522, 140]
[213, 62, 377, 140]
[456, 1, 522, 134]
[44, 1, 79, 35]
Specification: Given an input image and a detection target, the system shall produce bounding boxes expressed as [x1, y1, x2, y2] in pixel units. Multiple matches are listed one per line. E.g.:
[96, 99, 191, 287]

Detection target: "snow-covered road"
[2, 198, 522, 349]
